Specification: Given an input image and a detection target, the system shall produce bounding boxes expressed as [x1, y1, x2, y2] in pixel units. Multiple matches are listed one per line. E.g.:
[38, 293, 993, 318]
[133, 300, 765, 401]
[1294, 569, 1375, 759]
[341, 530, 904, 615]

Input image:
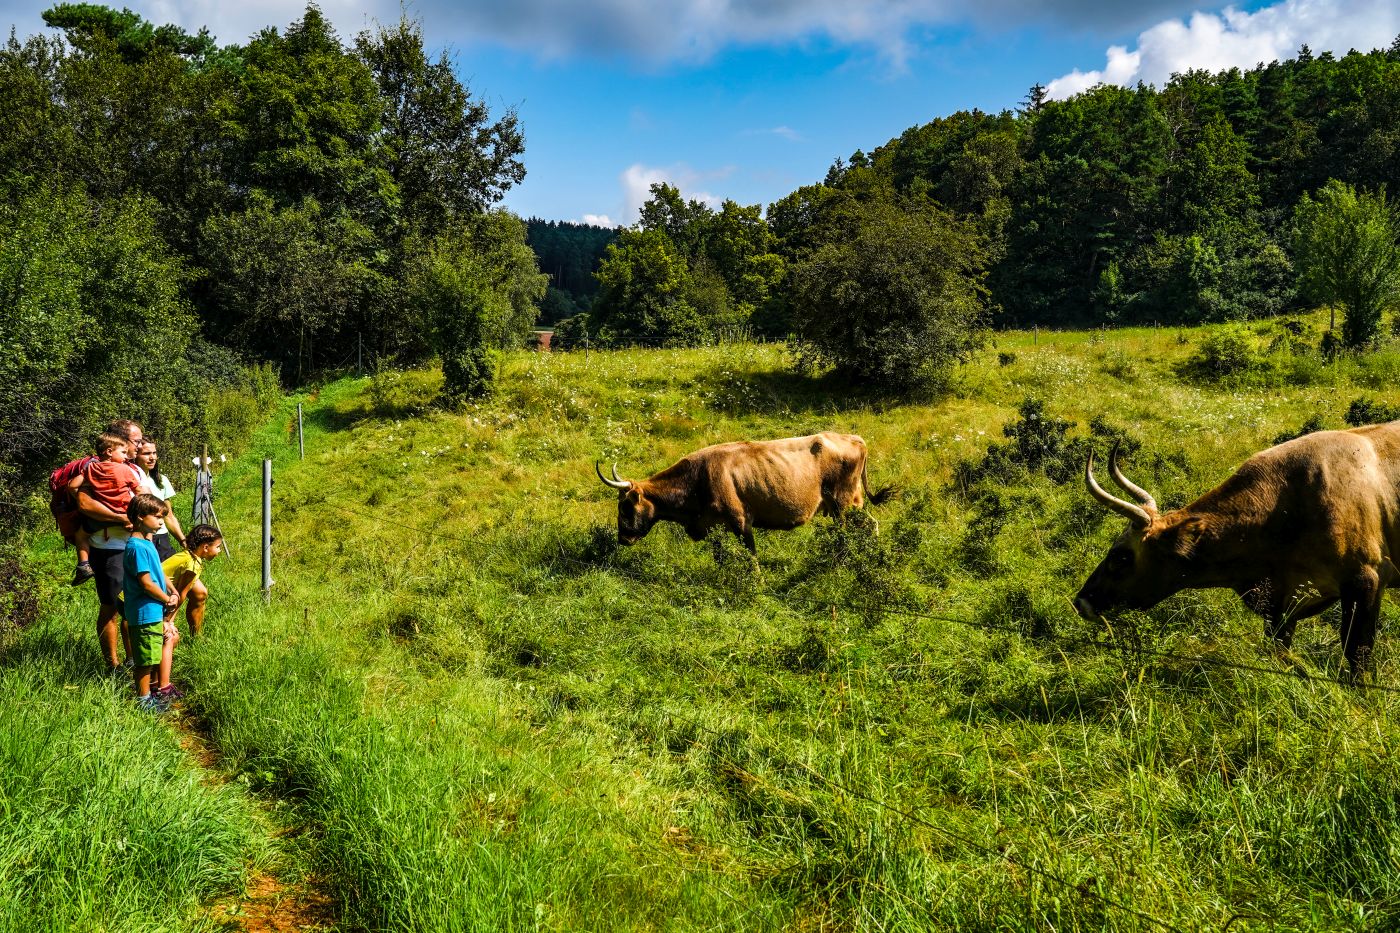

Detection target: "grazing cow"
[595, 433, 895, 553]
[1074, 425, 1400, 676]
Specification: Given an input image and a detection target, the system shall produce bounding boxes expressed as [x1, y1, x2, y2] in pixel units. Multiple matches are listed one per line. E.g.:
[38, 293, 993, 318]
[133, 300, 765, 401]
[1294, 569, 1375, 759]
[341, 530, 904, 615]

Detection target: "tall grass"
[16, 314, 1400, 930]
[0, 604, 271, 933]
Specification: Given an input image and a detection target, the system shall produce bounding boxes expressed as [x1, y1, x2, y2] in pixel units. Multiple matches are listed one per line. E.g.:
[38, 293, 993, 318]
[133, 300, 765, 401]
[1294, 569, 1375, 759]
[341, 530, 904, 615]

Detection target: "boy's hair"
[186, 524, 222, 551]
[97, 431, 129, 456]
[127, 492, 166, 522]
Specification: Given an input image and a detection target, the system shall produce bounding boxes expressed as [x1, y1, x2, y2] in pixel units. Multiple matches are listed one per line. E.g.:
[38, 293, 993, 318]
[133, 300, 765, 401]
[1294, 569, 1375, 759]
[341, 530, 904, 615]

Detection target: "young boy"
[71, 432, 142, 586]
[152, 524, 223, 700]
[123, 493, 178, 712]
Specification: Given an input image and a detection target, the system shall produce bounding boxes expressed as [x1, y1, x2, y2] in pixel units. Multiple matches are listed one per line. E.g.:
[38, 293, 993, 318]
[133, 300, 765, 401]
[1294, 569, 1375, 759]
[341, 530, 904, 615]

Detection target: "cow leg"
[1340, 567, 1382, 680]
[741, 528, 757, 554]
[1265, 613, 1299, 649]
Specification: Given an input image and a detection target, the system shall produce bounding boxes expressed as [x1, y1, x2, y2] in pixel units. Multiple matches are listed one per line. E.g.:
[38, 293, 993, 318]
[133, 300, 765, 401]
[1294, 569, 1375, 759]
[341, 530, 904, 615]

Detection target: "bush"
[1346, 397, 1400, 426]
[789, 194, 987, 391]
[1272, 414, 1326, 446]
[552, 314, 591, 352]
[1183, 323, 1266, 381]
[953, 399, 1140, 491]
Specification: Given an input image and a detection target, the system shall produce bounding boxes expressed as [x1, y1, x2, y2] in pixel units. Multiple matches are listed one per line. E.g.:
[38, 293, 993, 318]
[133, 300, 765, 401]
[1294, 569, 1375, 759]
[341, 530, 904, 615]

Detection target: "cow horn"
[1086, 450, 1152, 528]
[596, 461, 630, 490]
[1108, 444, 1158, 511]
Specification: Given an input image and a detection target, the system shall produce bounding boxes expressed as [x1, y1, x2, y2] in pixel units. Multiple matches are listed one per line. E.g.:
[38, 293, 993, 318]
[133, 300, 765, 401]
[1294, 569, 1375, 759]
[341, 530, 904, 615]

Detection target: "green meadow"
[11, 316, 1400, 931]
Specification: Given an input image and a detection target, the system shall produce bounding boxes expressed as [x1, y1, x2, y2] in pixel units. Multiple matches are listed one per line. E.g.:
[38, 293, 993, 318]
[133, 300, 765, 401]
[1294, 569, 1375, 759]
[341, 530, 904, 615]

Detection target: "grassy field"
[11, 315, 1400, 931]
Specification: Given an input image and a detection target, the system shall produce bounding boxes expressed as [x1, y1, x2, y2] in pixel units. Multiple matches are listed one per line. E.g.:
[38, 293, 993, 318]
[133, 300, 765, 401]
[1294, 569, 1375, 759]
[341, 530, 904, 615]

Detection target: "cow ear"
[1167, 516, 1208, 559]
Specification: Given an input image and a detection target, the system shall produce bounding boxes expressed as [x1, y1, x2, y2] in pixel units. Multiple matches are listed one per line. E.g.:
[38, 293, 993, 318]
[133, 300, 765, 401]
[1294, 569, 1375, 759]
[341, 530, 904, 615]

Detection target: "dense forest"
[0, 2, 541, 512]
[525, 219, 618, 324]
[575, 39, 1400, 381]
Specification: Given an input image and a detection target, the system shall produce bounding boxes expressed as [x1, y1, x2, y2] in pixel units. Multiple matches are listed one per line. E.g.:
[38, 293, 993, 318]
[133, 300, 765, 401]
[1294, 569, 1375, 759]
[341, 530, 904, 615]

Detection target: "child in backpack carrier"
[65, 432, 142, 586]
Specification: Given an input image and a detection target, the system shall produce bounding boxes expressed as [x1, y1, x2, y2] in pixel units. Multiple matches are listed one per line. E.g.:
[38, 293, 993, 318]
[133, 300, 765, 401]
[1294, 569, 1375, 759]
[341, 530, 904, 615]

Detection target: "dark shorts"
[91, 547, 125, 607]
[152, 533, 175, 563]
[81, 515, 123, 536]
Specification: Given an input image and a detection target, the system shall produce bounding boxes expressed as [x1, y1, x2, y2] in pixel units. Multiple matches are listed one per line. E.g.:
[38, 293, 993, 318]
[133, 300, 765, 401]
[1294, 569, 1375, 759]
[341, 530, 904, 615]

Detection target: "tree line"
[525, 219, 618, 325]
[0, 3, 543, 514]
[561, 39, 1400, 388]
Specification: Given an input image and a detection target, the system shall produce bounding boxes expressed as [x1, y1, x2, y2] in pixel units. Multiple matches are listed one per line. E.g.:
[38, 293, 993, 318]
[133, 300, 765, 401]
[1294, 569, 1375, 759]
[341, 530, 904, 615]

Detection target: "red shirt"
[84, 460, 142, 515]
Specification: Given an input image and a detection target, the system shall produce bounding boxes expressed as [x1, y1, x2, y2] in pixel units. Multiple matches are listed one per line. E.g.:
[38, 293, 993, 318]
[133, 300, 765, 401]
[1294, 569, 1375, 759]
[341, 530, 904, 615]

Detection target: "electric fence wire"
[296, 487, 1400, 696]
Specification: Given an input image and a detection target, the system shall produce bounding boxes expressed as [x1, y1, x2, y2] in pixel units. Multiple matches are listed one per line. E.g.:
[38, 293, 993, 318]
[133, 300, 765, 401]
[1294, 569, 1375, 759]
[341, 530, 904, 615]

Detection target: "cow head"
[596, 462, 657, 545]
[1075, 447, 1205, 620]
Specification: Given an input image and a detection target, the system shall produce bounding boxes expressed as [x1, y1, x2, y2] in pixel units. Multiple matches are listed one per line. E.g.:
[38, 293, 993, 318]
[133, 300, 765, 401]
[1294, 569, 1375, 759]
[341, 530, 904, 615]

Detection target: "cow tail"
[862, 460, 900, 506]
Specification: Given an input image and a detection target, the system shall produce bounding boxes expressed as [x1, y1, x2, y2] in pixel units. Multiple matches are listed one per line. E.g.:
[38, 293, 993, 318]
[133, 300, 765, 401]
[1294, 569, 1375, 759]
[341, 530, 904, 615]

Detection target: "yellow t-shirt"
[161, 551, 204, 588]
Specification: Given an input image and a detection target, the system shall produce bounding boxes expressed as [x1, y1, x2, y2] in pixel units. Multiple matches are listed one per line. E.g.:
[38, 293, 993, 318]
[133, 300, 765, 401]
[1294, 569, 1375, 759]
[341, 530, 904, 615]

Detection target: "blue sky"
[3, 0, 1397, 225]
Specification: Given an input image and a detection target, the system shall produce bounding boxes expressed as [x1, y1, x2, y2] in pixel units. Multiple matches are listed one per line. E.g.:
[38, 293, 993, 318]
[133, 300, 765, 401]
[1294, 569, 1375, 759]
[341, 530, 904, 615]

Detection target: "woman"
[134, 439, 186, 561]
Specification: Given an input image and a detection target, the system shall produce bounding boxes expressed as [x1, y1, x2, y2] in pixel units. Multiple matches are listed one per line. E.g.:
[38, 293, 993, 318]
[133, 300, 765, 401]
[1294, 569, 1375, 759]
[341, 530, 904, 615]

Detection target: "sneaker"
[71, 563, 94, 586]
[155, 684, 185, 700]
[106, 658, 134, 678]
[137, 693, 171, 714]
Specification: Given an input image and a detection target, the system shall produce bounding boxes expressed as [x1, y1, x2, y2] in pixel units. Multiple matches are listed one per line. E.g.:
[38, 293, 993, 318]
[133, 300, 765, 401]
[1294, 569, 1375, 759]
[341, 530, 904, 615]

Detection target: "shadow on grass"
[701, 365, 952, 417]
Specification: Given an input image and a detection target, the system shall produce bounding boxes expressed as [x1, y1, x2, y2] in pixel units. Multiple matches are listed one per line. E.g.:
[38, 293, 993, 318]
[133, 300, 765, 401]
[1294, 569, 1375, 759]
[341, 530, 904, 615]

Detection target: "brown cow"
[595, 432, 895, 553]
[1075, 426, 1400, 676]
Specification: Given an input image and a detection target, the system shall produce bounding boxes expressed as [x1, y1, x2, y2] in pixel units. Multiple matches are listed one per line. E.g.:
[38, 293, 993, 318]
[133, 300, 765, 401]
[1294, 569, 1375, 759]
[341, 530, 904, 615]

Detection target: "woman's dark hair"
[140, 440, 166, 489]
[186, 524, 222, 551]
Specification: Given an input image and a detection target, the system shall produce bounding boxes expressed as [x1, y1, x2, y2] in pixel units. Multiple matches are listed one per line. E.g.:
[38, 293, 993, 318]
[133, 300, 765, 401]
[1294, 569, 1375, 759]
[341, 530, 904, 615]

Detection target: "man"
[76, 419, 143, 672]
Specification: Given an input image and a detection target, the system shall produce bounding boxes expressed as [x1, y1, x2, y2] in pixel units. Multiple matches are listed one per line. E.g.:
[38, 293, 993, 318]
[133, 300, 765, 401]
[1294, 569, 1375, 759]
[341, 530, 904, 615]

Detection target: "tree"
[199, 193, 373, 382]
[789, 195, 988, 390]
[590, 228, 703, 346]
[637, 182, 711, 258]
[1293, 179, 1400, 348]
[230, 6, 394, 219]
[42, 3, 219, 62]
[356, 16, 525, 230]
[407, 211, 545, 403]
[0, 187, 196, 508]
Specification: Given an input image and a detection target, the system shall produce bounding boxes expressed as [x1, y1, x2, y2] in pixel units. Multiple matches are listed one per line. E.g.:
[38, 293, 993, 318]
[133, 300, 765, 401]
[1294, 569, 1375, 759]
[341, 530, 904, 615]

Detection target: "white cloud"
[620, 163, 728, 225]
[1047, 0, 1400, 99]
[3, 0, 1213, 67]
[578, 213, 616, 227]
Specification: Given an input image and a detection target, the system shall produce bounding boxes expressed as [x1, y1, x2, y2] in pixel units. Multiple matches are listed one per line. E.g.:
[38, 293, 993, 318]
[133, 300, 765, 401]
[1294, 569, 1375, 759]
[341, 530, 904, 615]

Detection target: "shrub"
[1183, 323, 1266, 381]
[953, 400, 1141, 491]
[1272, 414, 1326, 446]
[789, 194, 987, 391]
[1346, 397, 1400, 426]
[552, 314, 591, 352]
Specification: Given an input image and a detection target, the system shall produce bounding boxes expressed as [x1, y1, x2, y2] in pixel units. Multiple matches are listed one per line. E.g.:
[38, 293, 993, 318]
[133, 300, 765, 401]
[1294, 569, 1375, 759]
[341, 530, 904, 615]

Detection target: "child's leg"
[71, 527, 94, 585]
[158, 623, 179, 690]
[134, 665, 155, 697]
[186, 580, 208, 636]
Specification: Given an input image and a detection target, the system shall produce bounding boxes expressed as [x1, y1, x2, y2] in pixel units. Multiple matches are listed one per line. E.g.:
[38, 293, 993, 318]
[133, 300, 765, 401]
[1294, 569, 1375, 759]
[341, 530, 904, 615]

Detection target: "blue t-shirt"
[123, 537, 169, 624]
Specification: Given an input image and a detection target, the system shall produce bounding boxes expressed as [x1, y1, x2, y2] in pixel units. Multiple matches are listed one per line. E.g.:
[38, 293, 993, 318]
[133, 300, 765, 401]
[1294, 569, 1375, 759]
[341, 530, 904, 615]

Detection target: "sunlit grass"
[13, 312, 1400, 930]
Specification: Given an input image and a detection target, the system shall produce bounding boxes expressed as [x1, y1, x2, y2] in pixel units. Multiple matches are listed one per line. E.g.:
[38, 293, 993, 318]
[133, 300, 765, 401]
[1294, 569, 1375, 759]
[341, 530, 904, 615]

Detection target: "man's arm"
[76, 489, 130, 526]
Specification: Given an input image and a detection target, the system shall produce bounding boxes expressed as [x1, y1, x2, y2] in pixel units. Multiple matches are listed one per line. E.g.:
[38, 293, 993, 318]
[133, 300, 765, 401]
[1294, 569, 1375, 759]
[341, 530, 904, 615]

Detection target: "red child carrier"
[49, 456, 96, 546]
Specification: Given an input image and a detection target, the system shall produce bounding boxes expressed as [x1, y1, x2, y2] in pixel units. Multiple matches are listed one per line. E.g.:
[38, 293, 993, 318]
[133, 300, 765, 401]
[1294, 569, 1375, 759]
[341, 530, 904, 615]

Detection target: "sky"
[4, 0, 1398, 226]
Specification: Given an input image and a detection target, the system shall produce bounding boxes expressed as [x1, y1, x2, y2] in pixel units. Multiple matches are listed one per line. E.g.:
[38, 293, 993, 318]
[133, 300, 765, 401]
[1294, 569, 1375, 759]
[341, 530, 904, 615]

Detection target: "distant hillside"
[526, 218, 620, 324]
